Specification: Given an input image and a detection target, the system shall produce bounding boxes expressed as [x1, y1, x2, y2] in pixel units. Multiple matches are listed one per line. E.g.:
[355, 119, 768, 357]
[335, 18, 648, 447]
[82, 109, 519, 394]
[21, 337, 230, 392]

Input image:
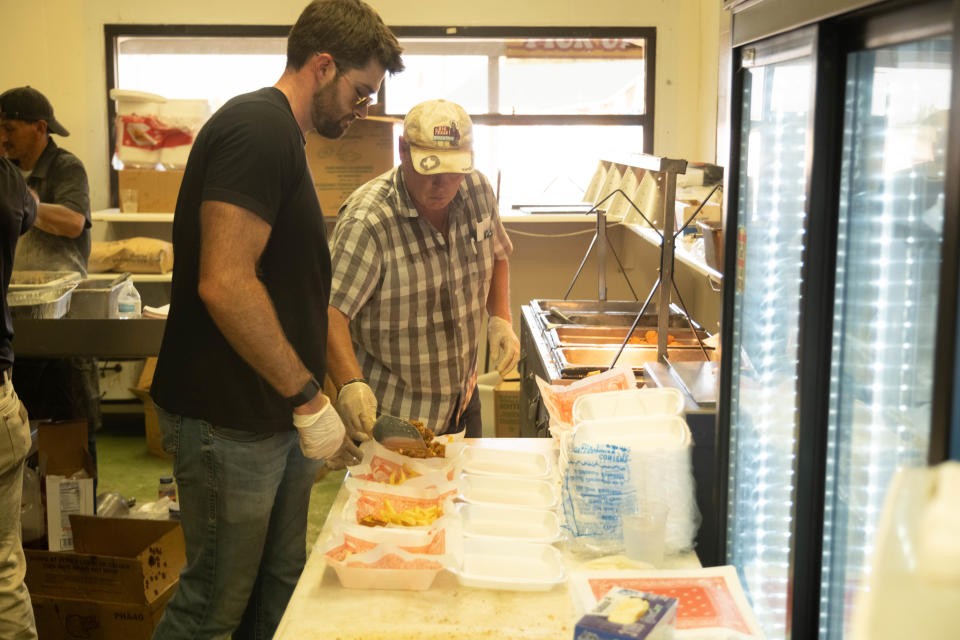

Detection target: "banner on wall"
[505, 38, 646, 59]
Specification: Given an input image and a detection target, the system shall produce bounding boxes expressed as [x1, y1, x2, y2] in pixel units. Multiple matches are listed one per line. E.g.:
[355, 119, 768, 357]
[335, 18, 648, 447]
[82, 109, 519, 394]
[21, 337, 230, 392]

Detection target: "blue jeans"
[152, 406, 321, 640]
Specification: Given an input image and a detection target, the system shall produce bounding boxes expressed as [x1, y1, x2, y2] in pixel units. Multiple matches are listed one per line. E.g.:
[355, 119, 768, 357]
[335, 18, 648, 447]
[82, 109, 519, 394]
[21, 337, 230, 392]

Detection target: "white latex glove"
[323, 435, 364, 470]
[336, 380, 378, 442]
[487, 315, 521, 377]
[292, 401, 346, 460]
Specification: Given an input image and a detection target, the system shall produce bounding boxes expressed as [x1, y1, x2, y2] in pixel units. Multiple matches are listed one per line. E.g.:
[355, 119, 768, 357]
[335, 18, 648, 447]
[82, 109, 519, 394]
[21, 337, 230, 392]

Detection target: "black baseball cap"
[0, 86, 70, 136]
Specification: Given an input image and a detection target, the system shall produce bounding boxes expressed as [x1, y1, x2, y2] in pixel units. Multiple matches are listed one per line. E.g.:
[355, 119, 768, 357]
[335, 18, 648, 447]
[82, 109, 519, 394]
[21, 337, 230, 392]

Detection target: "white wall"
[1, 0, 722, 211]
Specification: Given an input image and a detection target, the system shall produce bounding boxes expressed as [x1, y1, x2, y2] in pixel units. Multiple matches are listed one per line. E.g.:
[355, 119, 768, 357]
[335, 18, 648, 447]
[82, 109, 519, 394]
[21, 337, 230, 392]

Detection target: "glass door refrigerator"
[717, 1, 959, 638]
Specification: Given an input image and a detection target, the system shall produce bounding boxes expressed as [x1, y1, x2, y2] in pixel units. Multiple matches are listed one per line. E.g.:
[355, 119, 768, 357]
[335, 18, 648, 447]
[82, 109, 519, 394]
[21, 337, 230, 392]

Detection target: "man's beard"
[310, 80, 350, 139]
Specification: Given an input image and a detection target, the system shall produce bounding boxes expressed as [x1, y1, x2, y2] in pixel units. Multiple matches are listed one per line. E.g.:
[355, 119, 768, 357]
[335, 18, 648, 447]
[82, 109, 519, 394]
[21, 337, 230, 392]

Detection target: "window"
[106, 26, 654, 210]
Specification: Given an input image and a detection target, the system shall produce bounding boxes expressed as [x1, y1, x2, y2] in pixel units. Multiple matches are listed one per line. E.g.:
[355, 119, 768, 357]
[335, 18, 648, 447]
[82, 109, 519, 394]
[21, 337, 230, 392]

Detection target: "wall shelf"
[86, 272, 172, 283]
[93, 209, 174, 222]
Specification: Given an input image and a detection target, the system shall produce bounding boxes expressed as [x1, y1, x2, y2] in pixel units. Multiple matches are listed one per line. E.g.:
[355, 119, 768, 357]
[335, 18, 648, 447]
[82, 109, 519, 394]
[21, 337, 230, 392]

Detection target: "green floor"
[96, 406, 344, 554]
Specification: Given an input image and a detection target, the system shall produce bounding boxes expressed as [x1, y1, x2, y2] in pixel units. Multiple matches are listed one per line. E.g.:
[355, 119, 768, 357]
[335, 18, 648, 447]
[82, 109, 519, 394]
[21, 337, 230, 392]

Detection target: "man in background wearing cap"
[327, 98, 520, 440]
[0, 86, 90, 274]
[0, 155, 39, 640]
[0, 86, 101, 485]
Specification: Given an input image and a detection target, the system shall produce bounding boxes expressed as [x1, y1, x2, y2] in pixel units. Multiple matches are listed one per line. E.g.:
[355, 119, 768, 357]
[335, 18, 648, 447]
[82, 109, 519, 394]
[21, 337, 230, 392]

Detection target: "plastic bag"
[559, 420, 701, 558]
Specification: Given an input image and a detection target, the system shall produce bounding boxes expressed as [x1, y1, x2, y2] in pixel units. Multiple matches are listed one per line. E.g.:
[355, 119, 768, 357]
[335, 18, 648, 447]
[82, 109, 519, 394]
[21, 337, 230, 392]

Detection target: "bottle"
[158, 476, 177, 501]
[117, 280, 142, 319]
[21, 465, 45, 542]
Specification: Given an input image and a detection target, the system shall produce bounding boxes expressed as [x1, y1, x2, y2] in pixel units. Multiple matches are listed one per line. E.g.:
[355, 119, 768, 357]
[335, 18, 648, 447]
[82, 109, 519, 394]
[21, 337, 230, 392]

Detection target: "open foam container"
[572, 387, 686, 425]
[452, 538, 565, 591]
[459, 474, 559, 509]
[457, 503, 561, 543]
[460, 447, 551, 478]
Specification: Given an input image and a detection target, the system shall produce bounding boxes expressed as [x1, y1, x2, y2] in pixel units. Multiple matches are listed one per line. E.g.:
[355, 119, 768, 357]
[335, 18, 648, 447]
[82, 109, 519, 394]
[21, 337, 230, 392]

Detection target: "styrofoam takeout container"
[457, 503, 560, 543]
[573, 414, 692, 449]
[459, 474, 558, 509]
[330, 562, 443, 591]
[460, 447, 550, 478]
[572, 387, 686, 426]
[453, 538, 565, 591]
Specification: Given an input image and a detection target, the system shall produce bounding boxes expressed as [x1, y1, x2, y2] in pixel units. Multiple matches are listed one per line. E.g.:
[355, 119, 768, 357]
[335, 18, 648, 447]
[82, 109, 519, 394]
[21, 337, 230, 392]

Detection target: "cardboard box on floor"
[32, 581, 176, 640]
[494, 369, 521, 438]
[117, 169, 184, 213]
[305, 118, 395, 217]
[129, 356, 169, 459]
[26, 515, 185, 640]
[38, 420, 96, 551]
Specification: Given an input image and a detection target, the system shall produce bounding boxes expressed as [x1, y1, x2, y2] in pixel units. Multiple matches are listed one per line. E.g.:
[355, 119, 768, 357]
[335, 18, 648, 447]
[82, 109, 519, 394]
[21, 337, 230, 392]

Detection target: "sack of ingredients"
[89, 237, 173, 274]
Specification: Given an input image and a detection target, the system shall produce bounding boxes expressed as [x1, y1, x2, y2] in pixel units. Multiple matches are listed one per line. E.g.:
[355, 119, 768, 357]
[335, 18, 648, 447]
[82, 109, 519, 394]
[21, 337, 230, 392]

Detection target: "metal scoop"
[372, 414, 428, 451]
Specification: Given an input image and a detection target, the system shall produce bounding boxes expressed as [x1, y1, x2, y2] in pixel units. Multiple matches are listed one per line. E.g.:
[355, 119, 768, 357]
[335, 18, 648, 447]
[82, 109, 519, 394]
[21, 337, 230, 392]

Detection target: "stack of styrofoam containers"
[566, 387, 700, 556]
[453, 447, 566, 591]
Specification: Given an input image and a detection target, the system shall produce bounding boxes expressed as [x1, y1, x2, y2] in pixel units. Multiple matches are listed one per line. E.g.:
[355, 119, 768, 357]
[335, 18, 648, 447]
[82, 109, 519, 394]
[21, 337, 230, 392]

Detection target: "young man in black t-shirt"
[149, 1, 403, 638]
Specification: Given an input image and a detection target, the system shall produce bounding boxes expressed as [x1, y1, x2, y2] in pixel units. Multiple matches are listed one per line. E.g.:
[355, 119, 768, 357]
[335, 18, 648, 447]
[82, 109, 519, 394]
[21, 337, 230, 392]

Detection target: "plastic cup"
[120, 188, 139, 212]
[622, 501, 669, 566]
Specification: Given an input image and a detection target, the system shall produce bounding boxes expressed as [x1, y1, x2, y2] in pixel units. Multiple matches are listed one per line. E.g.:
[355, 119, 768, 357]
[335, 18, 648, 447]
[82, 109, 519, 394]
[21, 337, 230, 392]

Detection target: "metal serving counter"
[12, 318, 165, 358]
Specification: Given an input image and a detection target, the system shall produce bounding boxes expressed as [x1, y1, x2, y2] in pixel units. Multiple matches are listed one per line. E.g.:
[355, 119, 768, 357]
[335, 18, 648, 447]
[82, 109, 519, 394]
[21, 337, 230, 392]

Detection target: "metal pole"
[657, 171, 678, 362]
[596, 208, 607, 301]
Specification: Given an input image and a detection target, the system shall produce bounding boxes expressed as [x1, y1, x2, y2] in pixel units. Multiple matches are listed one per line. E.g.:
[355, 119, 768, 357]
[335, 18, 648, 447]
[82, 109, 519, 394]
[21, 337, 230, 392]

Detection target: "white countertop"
[93, 209, 600, 225]
[273, 438, 700, 640]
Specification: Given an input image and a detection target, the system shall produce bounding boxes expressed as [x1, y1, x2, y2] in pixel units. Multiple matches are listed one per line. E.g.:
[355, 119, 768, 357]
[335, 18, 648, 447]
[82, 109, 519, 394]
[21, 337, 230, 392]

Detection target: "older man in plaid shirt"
[327, 99, 520, 447]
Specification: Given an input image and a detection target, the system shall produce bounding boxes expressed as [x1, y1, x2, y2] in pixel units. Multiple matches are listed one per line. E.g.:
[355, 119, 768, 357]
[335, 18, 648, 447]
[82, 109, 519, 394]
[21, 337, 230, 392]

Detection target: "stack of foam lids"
[453, 446, 566, 591]
[565, 387, 699, 555]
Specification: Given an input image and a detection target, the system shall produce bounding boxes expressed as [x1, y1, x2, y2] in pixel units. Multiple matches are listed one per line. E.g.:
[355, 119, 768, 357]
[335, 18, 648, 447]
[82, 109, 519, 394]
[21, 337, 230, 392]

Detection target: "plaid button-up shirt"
[329, 167, 512, 433]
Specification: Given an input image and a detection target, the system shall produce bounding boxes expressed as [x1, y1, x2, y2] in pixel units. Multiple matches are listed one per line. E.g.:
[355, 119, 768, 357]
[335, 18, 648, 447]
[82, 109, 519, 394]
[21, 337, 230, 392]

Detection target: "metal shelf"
[623, 222, 722, 281]
[93, 209, 173, 222]
[87, 272, 171, 283]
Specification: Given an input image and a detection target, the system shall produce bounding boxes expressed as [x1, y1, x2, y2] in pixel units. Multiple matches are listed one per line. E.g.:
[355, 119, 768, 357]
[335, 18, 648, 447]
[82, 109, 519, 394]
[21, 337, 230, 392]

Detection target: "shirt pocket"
[382, 244, 445, 335]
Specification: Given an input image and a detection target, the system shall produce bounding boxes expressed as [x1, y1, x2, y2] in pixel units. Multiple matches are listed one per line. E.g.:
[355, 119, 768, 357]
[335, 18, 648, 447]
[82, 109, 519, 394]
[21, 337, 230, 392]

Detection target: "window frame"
[104, 24, 656, 206]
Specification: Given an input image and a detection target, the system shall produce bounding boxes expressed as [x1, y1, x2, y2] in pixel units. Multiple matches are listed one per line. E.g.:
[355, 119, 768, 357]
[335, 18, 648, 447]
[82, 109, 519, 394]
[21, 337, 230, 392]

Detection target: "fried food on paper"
[358, 499, 443, 527]
[396, 421, 446, 458]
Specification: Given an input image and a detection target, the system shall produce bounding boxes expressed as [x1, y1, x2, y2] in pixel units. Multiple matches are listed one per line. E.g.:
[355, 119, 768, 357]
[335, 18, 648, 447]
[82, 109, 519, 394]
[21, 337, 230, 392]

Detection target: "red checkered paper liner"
[536, 364, 636, 434]
[348, 439, 465, 484]
[569, 566, 765, 638]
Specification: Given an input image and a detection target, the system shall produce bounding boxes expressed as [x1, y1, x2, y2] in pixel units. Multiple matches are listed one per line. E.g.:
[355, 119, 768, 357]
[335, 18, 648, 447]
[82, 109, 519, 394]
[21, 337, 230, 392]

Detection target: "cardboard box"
[305, 118, 395, 217]
[129, 357, 169, 459]
[32, 580, 176, 640]
[117, 169, 184, 213]
[494, 373, 521, 438]
[26, 515, 185, 605]
[38, 421, 96, 551]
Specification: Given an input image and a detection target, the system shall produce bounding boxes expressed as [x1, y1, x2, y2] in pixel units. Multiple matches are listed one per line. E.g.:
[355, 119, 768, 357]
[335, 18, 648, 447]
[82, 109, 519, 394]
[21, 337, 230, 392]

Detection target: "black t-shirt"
[151, 88, 331, 432]
[1, 158, 38, 369]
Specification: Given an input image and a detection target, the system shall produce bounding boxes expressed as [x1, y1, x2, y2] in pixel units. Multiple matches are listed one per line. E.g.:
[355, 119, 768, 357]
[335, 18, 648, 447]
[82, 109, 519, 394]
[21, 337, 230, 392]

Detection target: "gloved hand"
[323, 436, 364, 470]
[336, 380, 378, 442]
[292, 399, 345, 460]
[487, 315, 521, 377]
